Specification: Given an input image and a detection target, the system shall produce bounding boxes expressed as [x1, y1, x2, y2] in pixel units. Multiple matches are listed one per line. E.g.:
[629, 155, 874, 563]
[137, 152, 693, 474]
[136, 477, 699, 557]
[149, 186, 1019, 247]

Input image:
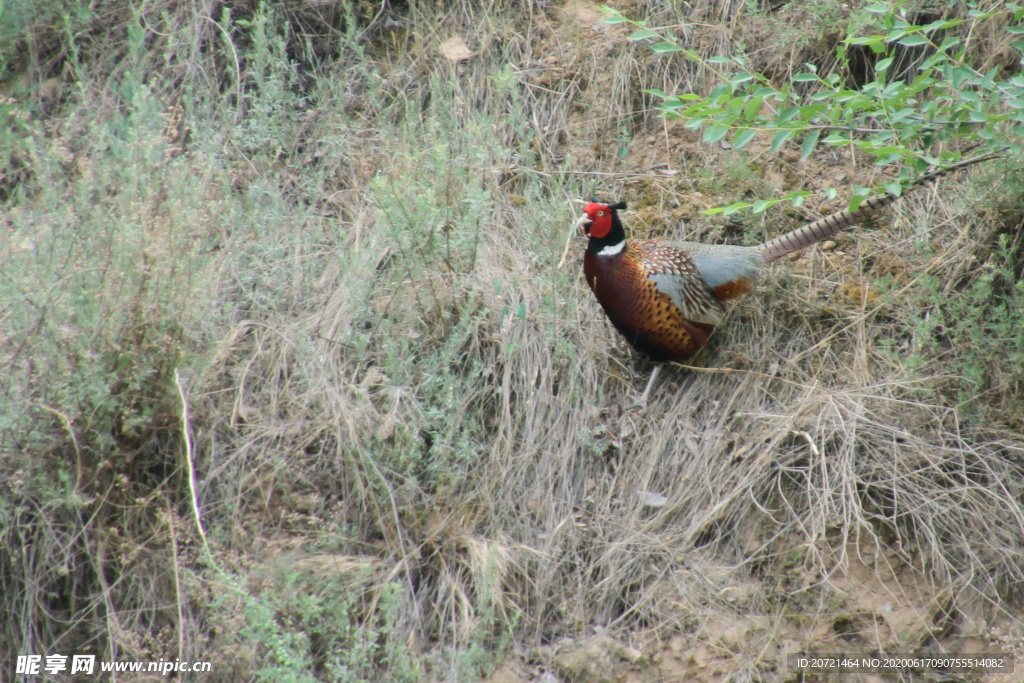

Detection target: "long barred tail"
[757, 151, 999, 263]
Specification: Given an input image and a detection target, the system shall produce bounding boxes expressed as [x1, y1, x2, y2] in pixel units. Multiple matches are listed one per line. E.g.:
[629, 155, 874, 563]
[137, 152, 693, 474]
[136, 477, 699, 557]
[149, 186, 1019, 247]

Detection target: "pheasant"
[577, 155, 995, 406]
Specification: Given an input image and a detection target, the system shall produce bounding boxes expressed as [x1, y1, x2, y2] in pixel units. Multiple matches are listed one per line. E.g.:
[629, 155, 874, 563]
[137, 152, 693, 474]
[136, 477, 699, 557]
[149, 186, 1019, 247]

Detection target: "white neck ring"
[597, 241, 625, 257]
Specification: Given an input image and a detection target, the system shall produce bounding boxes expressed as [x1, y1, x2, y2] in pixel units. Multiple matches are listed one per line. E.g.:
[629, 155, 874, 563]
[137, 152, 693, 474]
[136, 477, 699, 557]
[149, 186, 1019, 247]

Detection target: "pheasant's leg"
[627, 365, 662, 410]
[639, 364, 662, 406]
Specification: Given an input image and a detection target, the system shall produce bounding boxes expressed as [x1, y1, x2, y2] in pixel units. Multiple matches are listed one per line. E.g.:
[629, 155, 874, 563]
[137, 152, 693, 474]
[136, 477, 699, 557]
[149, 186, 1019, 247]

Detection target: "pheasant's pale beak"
[575, 212, 592, 237]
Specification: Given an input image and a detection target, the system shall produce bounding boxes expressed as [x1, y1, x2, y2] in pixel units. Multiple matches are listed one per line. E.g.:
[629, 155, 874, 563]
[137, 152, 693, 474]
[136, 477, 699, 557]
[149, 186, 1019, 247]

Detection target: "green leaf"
[873, 152, 902, 164]
[733, 129, 757, 149]
[884, 182, 903, 196]
[848, 35, 887, 53]
[752, 85, 781, 98]
[629, 29, 659, 41]
[730, 72, 755, 87]
[770, 128, 793, 153]
[777, 106, 801, 124]
[752, 199, 773, 214]
[889, 107, 915, 123]
[880, 81, 903, 98]
[601, 15, 629, 24]
[743, 96, 764, 120]
[682, 102, 715, 116]
[793, 72, 819, 82]
[978, 66, 999, 89]
[703, 124, 730, 144]
[709, 83, 731, 100]
[650, 42, 683, 53]
[825, 187, 838, 200]
[870, 145, 907, 158]
[799, 103, 826, 120]
[924, 18, 964, 31]
[722, 202, 751, 216]
[800, 130, 820, 160]
[899, 34, 930, 47]
[721, 112, 742, 128]
[865, 3, 889, 13]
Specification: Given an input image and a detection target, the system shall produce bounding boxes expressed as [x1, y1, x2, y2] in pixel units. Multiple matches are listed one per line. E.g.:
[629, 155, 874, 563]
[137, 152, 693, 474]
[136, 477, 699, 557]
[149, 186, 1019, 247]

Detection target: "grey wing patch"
[670, 242, 764, 291]
[640, 242, 725, 326]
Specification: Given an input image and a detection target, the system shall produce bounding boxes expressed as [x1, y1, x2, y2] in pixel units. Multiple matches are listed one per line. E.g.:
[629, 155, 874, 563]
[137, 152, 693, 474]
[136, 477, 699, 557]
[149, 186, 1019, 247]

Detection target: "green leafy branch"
[601, 1, 1024, 214]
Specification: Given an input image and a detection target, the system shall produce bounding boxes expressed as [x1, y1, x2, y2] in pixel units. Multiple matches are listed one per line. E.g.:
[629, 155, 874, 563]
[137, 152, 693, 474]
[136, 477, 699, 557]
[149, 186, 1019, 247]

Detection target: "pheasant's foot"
[625, 365, 662, 411]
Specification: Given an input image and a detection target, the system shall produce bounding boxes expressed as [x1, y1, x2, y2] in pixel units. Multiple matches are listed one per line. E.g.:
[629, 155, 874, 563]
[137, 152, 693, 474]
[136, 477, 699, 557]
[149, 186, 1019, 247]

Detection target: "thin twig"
[174, 369, 211, 555]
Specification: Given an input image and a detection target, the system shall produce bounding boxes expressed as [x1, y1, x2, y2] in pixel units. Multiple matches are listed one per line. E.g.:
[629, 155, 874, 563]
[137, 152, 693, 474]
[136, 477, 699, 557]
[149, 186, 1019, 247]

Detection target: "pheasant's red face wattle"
[581, 202, 613, 239]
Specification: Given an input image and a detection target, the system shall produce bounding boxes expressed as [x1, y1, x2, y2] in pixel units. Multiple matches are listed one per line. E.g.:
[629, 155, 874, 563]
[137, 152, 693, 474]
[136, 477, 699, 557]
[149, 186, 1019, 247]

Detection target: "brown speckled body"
[584, 240, 720, 362]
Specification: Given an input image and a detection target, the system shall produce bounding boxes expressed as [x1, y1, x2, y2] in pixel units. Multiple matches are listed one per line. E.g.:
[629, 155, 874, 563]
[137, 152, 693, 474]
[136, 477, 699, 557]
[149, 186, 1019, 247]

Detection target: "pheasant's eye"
[597, 211, 605, 217]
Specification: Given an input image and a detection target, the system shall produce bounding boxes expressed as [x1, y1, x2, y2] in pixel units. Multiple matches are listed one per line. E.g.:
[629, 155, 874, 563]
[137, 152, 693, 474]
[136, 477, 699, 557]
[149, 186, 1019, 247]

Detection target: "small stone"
[638, 491, 668, 509]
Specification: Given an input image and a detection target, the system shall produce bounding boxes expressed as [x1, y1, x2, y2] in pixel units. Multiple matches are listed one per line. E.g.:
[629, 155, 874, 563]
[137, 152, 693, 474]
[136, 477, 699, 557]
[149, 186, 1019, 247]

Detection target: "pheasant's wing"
[634, 240, 725, 326]
[667, 241, 764, 298]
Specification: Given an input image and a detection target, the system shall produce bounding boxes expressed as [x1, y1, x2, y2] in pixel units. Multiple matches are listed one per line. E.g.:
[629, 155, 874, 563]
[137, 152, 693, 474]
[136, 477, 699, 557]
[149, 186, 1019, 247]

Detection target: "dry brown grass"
[2, 0, 1023, 680]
